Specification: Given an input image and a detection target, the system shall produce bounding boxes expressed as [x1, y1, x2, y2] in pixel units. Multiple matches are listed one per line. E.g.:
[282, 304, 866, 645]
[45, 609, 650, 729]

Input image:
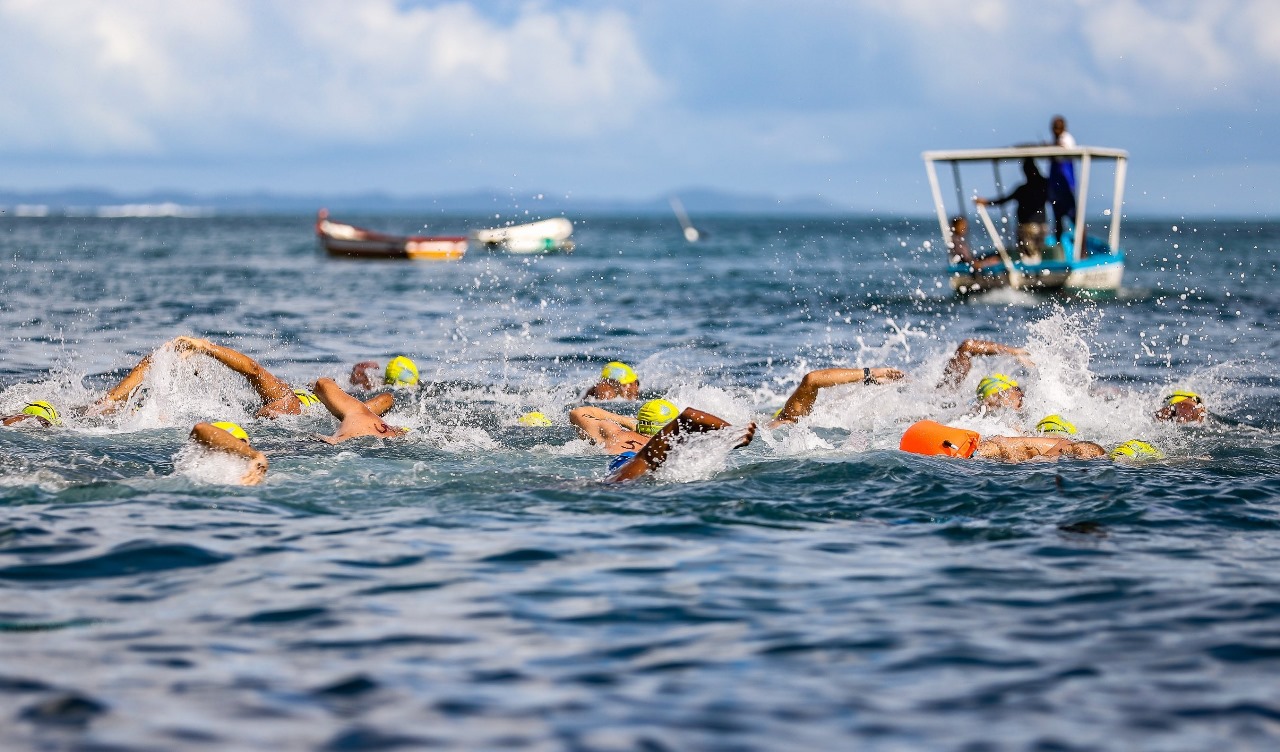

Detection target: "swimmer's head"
[1035, 414, 1077, 437]
[600, 361, 637, 385]
[384, 356, 419, 387]
[211, 421, 249, 442]
[636, 399, 678, 436]
[1109, 439, 1163, 461]
[1156, 390, 1205, 423]
[292, 388, 321, 407]
[518, 411, 553, 427]
[977, 373, 1023, 409]
[21, 401, 61, 426]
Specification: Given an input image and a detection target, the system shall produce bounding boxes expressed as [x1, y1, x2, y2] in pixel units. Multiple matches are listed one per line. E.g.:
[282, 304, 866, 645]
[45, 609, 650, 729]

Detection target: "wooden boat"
[473, 217, 573, 254]
[921, 145, 1128, 295]
[316, 209, 467, 260]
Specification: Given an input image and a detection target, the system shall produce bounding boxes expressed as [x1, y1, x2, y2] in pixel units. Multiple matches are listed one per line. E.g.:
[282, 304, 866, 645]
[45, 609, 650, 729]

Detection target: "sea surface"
[1, 213, 1277, 751]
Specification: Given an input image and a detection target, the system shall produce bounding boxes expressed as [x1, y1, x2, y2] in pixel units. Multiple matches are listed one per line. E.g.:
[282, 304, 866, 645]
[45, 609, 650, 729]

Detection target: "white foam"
[173, 444, 253, 486]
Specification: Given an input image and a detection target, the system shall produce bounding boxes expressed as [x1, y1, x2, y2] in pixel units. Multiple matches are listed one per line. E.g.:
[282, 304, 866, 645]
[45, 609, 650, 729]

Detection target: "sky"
[2, 0, 1278, 216]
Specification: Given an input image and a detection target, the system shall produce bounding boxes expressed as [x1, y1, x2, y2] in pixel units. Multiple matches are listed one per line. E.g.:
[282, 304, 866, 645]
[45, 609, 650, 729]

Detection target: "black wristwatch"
[863, 367, 875, 385]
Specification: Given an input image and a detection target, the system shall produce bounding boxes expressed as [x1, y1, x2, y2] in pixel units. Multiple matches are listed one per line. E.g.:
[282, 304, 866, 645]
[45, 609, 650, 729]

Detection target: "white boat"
[473, 217, 574, 254]
[922, 145, 1128, 295]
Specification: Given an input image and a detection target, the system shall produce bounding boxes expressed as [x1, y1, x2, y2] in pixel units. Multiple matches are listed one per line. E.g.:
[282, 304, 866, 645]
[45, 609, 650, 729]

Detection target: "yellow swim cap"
[1165, 390, 1202, 406]
[292, 388, 320, 407]
[21, 401, 61, 426]
[1109, 440, 1163, 461]
[977, 373, 1019, 400]
[384, 356, 419, 387]
[211, 421, 250, 442]
[600, 361, 637, 385]
[1035, 414, 1077, 437]
[636, 398, 678, 436]
[518, 411, 553, 427]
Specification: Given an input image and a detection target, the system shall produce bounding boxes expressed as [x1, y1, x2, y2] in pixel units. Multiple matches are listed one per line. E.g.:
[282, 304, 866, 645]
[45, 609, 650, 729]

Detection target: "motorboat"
[921, 145, 1128, 295]
[473, 217, 574, 254]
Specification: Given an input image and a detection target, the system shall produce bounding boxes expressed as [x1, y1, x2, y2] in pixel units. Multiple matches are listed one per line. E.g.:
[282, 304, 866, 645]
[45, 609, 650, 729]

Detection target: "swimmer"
[1109, 440, 1164, 461]
[312, 378, 408, 444]
[770, 367, 906, 427]
[189, 421, 269, 485]
[584, 361, 640, 401]
[938, 339, 1035, 391]
[91, 337, 301, 418]
[90, 337, 391, 419]
[900, 420, 1105, 463]
[1, 400, 62, 428]
[974, 373, 1024, 412]
[349, 356, 420, 391]
[518, 411, 554, 427]
[569, 399, 755, 482]
[1035, 414, 1077, 437]
[1154, 390, 1206, 424]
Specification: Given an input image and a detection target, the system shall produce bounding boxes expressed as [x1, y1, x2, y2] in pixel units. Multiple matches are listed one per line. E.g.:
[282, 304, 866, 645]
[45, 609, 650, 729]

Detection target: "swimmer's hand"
[314, 433, 340, 445]
[172, 336, 214, 357]
[873, 367, 907, 382]
[735, 422, 757, 449]
[1010, 348, 1036, 370]
[350, 361, 379, 390]
[240, 452, 269, 486]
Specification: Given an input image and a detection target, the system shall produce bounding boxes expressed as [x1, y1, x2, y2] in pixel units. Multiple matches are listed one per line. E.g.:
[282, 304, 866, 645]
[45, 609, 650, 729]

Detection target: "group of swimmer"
[567, 338, 1201, 473]
[2, 334, 1205, 486]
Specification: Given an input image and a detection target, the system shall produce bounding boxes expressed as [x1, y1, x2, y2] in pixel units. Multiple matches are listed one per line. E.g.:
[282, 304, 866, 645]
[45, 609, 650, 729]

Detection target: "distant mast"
[669, 196, 700, 243]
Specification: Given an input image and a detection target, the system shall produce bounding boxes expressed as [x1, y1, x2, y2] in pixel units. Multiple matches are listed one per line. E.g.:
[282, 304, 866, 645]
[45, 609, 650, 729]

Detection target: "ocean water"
[0, 213, 1277, 751]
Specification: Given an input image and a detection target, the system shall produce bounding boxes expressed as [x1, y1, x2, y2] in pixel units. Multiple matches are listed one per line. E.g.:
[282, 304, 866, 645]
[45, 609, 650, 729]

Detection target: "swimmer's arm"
[939, 339, 1035, 389]
[363, 392, 395, 417]
[2, 414, 49, 427]
[607, 408, 756, 483]
[190, 422, 269, 485]
[569, 406, 637, 443]
[89, 352, 157, 414]
[174, 337, 301, 416]
[774, 367, 907, 425]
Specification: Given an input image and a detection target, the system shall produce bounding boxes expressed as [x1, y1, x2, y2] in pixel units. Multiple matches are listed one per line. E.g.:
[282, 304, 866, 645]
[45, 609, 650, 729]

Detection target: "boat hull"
[951, 253, 1123, 295]
[950, 231, 1123, 296]
[474, 218, 574, 254]
[316, 210, 467, 261]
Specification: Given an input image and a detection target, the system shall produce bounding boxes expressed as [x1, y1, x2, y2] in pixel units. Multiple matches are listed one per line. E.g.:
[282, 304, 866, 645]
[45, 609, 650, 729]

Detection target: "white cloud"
[0, 0, 664, 155]
[861, 0, 1280, 113]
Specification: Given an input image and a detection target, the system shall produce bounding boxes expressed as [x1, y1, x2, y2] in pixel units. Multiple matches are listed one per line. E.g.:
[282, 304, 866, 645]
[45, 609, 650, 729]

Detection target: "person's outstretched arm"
[607, 407, 755, 483]
[312, 377, 404, 444]
[938, 339, 1035, 390]
[569, 406, 638, 444]
[88, 351, 158, 415]
[190, 422, 269, 485]
[174, 337, 301, 417]
[773, 367, 906, 427]
[363, 392, 395, 417]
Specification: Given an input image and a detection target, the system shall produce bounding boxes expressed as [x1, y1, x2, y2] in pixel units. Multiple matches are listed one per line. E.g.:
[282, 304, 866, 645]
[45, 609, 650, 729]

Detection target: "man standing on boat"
[975, 158, 1049, 263]
[1047, 116, 1078, 248]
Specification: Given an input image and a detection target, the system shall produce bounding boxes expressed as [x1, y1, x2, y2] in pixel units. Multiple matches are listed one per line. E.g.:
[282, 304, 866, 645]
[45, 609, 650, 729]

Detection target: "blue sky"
[2, 0, 1277, 216]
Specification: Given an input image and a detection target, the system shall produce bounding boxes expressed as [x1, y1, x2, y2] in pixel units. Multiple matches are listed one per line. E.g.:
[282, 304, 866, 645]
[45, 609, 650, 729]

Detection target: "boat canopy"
[922, 145, 1128, 264]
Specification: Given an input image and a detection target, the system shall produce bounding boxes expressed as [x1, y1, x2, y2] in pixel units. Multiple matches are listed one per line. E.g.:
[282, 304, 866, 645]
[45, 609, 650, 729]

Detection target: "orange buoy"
[899, 420, 980, 458]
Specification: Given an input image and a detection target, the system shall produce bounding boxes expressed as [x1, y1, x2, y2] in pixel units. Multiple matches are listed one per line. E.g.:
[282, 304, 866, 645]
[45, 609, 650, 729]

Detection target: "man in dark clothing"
[976, 158, 1049, 263]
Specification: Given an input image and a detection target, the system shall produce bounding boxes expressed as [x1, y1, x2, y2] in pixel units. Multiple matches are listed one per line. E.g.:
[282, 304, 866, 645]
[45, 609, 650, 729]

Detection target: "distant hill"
[0, 187, 845, 217]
